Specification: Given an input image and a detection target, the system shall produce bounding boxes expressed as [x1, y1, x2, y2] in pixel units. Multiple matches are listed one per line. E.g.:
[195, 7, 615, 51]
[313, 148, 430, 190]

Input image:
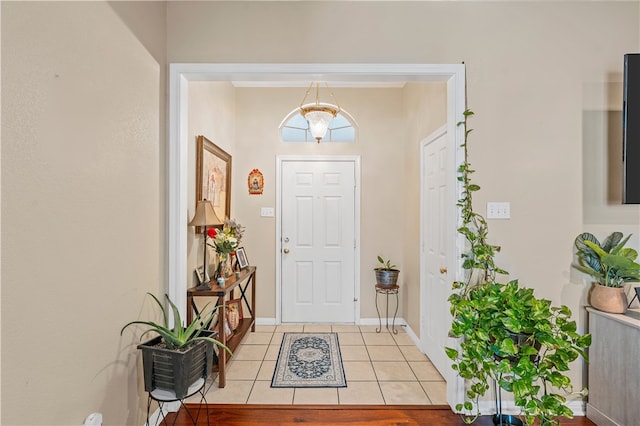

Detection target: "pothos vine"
[454, 109, 507, 293]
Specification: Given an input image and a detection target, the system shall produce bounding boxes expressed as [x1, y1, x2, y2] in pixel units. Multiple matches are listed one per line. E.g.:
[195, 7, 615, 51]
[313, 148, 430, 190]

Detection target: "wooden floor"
[163, 404, 597, 425]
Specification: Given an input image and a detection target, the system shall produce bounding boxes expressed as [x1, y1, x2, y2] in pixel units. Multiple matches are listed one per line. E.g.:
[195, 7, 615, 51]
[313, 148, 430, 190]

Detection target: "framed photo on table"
[216, 316, 232, 339]
[236, 247, 249, 269]
[227, 298, 244, 320]
[226, 298, 244, 331]
[195, 135, 231, 233]
[195, 266, 209, 284]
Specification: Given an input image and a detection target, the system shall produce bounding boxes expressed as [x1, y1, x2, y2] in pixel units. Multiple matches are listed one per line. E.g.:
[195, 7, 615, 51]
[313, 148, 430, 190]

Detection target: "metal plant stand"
[375, 284, 399, 334]
[146, 377, 209, 426]
[493, 375, 524, 426]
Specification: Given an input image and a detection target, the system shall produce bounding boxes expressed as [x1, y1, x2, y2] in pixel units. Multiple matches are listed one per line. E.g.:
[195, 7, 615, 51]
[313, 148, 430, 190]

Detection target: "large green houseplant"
[121, 293, 231, 399]
[573, 231, 640, 287]
[446, 111, 591, 426]
[573, 231, 640, 313]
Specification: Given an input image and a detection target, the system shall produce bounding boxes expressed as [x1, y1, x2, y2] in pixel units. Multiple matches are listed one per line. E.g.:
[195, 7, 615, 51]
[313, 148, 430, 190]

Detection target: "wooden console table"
[187, 266, 256, 388]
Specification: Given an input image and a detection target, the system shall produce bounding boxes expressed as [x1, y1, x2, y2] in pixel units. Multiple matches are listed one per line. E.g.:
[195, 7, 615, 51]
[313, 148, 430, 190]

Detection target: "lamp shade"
[188, 200, 222, 227]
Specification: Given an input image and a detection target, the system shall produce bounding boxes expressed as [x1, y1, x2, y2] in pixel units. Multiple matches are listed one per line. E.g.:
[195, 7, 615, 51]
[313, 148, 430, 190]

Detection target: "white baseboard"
[587, 403, 619, 426]
[256, 317, 411, 329]
[358, 317, 406, 327]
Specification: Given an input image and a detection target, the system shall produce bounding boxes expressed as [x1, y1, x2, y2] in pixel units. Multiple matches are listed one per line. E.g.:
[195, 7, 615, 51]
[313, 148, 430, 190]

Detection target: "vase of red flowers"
[207, 219, 244, 279]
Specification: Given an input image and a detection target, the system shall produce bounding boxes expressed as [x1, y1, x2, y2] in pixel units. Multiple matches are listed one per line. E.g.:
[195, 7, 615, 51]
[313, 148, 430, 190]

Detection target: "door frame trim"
[276, 155, 361, 324]
[168, 63, 466, 409]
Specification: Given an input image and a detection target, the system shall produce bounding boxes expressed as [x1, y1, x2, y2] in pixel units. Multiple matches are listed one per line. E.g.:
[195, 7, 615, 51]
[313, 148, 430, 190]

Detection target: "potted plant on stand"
[374, 256, 400, 287]
[446, 110, 591, 426]
[572, 231, 640, 313]
[121, 293, 231, 399]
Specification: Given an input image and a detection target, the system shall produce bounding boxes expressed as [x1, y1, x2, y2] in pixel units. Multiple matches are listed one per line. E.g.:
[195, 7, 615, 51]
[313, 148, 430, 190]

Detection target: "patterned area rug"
[271, 332, 347, 388]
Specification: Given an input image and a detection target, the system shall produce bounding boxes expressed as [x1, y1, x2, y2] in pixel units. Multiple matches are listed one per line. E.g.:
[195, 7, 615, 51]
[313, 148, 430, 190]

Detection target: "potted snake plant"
[446, 110, 591, 426]
[573, 231, 640, 313]
[121, 293, 231, 399]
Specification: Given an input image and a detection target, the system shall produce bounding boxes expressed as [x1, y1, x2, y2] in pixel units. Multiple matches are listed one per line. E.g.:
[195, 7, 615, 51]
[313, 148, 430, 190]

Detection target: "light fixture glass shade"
[188, 200, 222, 227]
[298, 82, 341, 143]
[301, 104, 339, 142]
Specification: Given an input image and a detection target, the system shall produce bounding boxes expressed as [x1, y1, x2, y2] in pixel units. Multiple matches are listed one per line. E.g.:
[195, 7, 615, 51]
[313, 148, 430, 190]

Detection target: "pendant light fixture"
[299, 82, 341, 143]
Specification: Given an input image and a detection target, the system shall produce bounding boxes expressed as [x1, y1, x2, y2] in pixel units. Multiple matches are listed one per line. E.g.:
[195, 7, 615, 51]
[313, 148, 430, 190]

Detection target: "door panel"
[281, 160, 356, 323]
[421, 129, 454, 378]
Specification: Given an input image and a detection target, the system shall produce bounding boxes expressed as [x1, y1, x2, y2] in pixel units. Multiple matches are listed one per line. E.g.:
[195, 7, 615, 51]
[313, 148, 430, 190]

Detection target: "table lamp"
[188, 199, 223, 290]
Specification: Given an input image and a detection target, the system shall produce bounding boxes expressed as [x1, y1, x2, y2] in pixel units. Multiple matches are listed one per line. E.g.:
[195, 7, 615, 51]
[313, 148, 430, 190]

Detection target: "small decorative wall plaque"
[248, 169, 264, 195]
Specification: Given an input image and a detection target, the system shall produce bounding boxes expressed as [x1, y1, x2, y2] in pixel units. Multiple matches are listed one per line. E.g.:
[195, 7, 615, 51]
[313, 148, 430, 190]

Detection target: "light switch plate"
[260, 207, 274, 217]
[486, 202, 510, 219]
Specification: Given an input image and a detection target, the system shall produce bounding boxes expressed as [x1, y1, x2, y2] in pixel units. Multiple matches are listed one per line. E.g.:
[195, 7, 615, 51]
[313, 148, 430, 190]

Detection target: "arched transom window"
[279, 108, 358, 143]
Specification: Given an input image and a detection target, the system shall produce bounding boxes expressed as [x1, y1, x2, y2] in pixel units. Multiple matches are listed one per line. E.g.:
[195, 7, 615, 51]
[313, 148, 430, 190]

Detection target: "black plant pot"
[492, 331, 541, 365]
[138, 335, 214, 399]
[492, 414, 524, 426]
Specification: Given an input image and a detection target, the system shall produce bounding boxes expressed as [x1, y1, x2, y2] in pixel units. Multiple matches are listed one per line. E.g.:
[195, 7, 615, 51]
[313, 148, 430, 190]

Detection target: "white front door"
[280, 159, 356, 323]
[420, 127, 455, 378]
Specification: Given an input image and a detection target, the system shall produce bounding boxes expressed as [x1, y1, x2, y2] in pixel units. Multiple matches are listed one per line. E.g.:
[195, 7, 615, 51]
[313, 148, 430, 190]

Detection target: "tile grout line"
[361, 327, 389, 405]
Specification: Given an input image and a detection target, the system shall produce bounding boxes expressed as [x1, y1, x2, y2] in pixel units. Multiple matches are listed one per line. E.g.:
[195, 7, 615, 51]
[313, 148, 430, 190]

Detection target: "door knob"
[283, 248, 290, 254]
[440, 267, 447, 274]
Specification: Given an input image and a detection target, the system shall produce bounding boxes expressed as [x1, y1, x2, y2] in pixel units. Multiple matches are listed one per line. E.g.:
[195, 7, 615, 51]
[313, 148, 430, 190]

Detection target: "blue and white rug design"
[271, 333, 347, 388]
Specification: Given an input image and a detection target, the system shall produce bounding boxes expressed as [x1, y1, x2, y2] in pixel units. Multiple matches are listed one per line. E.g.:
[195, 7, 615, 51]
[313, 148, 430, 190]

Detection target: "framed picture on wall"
[196, 135, 232, 233]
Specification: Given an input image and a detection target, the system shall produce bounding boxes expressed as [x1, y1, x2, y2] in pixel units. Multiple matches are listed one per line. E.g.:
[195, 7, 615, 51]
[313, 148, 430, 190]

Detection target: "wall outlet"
[486, 202, 510, 219]
[260, 207, 275, 217]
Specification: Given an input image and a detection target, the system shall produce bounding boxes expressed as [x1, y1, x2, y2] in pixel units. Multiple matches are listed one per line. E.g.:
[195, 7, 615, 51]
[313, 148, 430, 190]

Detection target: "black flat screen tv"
[623, 53, 640, 204]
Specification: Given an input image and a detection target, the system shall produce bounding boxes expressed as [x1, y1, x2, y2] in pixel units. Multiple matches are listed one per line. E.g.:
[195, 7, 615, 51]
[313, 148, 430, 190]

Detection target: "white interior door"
[420, 127, 455, 379]
[280, 159, 356, 323]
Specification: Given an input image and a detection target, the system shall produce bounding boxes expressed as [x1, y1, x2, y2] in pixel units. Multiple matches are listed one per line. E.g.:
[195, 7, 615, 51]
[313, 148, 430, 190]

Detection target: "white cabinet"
[586, 307, 640, 426]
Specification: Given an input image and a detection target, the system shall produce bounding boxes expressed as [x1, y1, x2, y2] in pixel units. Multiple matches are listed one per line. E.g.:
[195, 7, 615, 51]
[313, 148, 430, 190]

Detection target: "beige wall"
[2, 1, 639, 424]
[187, 82, 236, 285]
[186, 81, 237, 315]
[401, 82, 449, 333]
[2, 1, 166, 425]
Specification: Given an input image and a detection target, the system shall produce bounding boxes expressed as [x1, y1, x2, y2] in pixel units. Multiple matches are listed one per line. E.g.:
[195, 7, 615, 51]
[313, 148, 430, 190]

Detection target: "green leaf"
[445, 347, 459, 360]
[498, 338, 517, 355]
[576, 333, 592, 348]
[147, 293, 169, 328]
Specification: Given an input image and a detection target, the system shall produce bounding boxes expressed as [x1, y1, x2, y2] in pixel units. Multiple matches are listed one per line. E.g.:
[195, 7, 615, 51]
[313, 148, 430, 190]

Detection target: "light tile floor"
[193, 324, 447, 405]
